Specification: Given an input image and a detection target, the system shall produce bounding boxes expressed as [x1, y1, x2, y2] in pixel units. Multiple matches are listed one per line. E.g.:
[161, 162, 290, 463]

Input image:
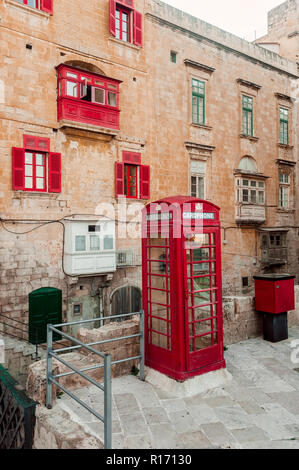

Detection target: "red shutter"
[117, 0, 134, 8]
[12, 148, 25, 190]
[133, 10, 142, 47]
[40, 0, 53, 14]
[48, 152, 61, 193]
[109, 0, 116, 37]
[140, 165, 150, 199]
[122, 151, 141, 165]
[115, 162, 125, 197]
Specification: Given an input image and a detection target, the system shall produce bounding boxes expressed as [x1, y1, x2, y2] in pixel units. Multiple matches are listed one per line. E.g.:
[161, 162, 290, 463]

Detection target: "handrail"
[46, 310, 145, 449]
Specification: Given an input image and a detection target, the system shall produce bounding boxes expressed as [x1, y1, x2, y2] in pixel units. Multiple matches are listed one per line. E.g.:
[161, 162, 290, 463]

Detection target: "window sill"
[276, 208, 295, 213]
[108, 37, 140, 51]
[5, 0, 50, 18]
[13, 191, 59, 199]
[278, 143, 294, 149]
[191, 123, 213, 131]
[240, 134, 259, 142]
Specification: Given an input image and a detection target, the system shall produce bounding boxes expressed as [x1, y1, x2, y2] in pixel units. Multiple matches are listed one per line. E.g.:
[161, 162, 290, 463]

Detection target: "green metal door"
[29, 288, 62, 344]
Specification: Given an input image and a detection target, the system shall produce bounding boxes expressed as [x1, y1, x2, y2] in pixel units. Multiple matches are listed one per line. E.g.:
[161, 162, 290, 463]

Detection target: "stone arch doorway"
[29, 288, 62, 344]
[110, 285, 142, 320]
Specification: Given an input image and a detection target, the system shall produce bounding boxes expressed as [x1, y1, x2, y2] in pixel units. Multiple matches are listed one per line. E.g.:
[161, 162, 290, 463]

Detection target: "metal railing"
[46, 310, 145, 449]
[0, 314, 42, 359]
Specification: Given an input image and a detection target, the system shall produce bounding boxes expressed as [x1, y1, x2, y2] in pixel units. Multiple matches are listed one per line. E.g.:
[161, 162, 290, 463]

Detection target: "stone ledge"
[5, 0, 50, 18]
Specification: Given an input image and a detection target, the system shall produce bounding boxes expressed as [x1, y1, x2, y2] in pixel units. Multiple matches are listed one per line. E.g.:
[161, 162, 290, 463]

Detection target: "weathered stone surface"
[33, 405, 103, 449]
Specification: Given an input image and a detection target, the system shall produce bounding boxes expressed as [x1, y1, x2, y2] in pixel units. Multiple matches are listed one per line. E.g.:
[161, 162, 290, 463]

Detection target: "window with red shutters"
[115, 153, 150, 199]
[109, 0, 142, 47]
[14, 0, 53, 14]
[12, 139, 61, 193]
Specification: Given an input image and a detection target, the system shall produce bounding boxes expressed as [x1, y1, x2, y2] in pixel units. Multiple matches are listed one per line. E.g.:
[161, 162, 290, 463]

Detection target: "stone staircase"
[0, 334, 47, 388]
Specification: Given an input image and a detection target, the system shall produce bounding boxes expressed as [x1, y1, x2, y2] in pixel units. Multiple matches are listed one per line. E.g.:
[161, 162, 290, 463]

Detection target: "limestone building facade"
[0, 0, 298, 344]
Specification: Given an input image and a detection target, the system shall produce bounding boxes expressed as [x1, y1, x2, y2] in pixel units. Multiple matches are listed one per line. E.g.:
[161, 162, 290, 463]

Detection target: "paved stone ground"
[57, 326, 299, 449]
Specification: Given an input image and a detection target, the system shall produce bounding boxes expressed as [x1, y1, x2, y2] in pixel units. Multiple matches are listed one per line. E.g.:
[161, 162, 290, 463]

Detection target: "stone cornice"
[275, 92, 293, 102]
[185, 142, 216, 153]
[237, 79, 262, 91]
[184, 59, 215, 74]
[276, 159, 296, 167]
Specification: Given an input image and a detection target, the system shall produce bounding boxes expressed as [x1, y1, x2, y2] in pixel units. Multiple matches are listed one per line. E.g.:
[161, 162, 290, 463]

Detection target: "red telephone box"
[142, 196, 226, 382]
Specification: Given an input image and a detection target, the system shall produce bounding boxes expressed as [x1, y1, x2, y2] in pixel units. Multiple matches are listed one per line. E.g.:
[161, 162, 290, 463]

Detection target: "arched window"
[238, 156, 257, 173]
[111, 286, 142, 321]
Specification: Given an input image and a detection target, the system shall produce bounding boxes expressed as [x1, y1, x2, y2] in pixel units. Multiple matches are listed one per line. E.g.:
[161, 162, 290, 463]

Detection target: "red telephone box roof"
[145, 196, 220, 211]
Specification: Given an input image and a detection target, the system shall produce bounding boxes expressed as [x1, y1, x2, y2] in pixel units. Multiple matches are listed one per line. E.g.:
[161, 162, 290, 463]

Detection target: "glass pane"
[108, 92, 116, 107]
[93, 87, 105, 104]
[25, 165, 33, 176]
[36, 166, 44, 177]
[25, 153, 33, 164]
[104, 235, 114, 250]
[90, 235, 100, 251]
[66, 81, 78, 97]
[25, 177, 33, 189]
[35, 154, 44, 165]
[36, 179, 45, 189]
[66, 72, 78, 78]
[75, 236, 86, 251]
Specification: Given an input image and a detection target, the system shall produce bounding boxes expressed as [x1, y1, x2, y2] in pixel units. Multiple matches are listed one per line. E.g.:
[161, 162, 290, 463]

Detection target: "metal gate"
[0, 366, 36, 449]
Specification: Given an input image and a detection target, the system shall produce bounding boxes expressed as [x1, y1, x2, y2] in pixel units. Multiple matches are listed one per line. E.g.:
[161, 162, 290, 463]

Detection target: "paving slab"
[56, 326, 299, 449]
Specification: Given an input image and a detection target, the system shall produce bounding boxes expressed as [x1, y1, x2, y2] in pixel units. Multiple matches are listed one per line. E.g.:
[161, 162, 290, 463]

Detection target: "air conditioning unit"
[116, 250, 134, 267]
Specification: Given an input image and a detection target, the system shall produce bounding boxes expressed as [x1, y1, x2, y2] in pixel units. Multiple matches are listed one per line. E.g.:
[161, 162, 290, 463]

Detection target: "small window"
[15, 0, 53, 14]
[75, 236, 86, 251]
[242, 95, 253, 136]
[192, 79, 205, 125]
[104, 235, 114, 250]
[279, 107, 289, 145]
[90, 235, 100, 251]
[73, 304, 82, 316]
[124, 164, 138, 198]
[190, 160, 206, 199]
[279, 171, 291, 209]
[88, 225, 101, 233]
[116, 6, 131, 42]
[237, 178, 265, 205]
[170, 51, 177, 63]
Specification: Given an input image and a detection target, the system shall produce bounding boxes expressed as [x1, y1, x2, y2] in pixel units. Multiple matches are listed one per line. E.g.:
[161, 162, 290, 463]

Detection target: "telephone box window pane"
[90, 235, 100, 251]
[193, 277, 210, 291]
[75, 236, 86, 251]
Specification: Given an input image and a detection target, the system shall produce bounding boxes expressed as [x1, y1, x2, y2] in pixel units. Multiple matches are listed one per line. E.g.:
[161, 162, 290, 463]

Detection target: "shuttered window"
[115, 152, 150, 199]
[279, 107, 289, 145]
[15, 0, 53, 14]
[12, 138, 61, 193]
[109, 0, 142, 47]
[242, 95, 253, 136]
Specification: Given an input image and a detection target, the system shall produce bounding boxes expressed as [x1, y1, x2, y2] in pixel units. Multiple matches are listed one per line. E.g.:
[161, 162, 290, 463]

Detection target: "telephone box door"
[144, 234, 177, 374]
[184, 227, 223, 372]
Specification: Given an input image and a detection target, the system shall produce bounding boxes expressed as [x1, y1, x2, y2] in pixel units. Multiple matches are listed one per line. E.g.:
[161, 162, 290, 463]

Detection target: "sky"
[162, 0, 285, 42]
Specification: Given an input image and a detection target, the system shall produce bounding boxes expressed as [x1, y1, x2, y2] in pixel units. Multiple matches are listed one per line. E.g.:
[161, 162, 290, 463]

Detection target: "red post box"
[253, 274, 295, 343]
[142, 196, 226, 382]
[253, 274, 295, 314]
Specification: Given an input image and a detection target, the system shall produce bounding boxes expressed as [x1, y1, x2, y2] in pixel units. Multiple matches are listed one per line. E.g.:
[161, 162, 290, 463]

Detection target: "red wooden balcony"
[56, 64, 121, 133]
